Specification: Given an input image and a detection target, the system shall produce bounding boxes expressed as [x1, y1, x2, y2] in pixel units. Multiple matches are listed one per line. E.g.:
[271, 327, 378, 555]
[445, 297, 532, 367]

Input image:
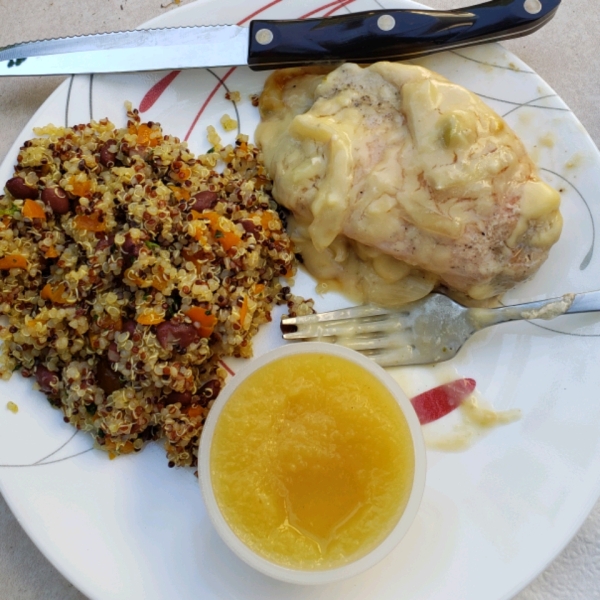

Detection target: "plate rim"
[1, 1, 600, 599]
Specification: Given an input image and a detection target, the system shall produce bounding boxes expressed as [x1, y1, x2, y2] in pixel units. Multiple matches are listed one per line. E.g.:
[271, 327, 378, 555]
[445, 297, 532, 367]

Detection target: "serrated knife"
[0, 0, 560, 76]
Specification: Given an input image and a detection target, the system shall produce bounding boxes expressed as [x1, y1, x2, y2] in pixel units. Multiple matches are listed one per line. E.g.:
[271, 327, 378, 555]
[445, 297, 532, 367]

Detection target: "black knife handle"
[247, 0, 561, 70]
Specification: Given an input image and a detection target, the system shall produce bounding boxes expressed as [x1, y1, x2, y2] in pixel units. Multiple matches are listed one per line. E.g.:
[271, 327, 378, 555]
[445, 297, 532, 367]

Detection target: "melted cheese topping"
[256, 63, 562, 304]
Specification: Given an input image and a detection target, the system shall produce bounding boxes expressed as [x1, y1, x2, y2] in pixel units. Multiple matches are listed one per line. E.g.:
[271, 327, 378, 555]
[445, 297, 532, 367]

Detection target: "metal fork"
[280, 290, 600, 367]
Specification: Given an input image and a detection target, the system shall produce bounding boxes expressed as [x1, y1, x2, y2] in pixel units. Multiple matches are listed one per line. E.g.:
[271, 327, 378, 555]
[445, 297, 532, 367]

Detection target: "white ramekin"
[199, 342, 426, 585]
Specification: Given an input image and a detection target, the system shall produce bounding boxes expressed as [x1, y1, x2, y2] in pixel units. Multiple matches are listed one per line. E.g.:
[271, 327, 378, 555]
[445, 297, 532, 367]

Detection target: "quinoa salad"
[0, 105, 313, 468]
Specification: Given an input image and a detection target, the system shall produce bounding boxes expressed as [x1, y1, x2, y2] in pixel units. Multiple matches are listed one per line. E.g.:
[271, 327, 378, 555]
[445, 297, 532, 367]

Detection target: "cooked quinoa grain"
[220, 114, 238, 132]
[0, 105, 303, 467]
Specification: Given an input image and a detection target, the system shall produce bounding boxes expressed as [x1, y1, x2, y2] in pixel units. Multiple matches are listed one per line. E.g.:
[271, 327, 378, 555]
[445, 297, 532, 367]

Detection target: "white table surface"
[1, 0, 599, 598]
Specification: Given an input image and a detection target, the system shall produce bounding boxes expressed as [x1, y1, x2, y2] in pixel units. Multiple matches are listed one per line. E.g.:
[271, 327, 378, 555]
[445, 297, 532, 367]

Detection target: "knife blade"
[0, 0, 561, 76]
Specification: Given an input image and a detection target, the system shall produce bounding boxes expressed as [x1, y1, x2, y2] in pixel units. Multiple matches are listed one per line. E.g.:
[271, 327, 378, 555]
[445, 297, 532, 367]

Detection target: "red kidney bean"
[155, 321, 199, 350]
[41, 186, 70, 214]
[35, 365, 59, 395]
[121, 233, 140, 257]
[190, 191, 218, 211]
[199, 379, 221, 402]
[107, 343, 120, 363]
[122, 319, 137, 338]
[128, 145, 149, 161]
[240, 219, 258, 233]
[95, 234, 115, 253]
[96, 359, 122, 396]
[99, 140, 117, 168]
[6, 176, 38, 200]
[164, 390, 193, 407]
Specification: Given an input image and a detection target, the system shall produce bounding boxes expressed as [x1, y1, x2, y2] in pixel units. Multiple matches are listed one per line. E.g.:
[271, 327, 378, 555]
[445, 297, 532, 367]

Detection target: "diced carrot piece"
[152, 276, 168, 292]
[176, 166, 192, 181]
[201, 211, 220, 229]
[260, 211, 281, 237]
[136, 312, 165, 325]
[191, 211, 241, 252]
[199, 323, 215, 338]
[260, 211, 272, 230]
[219, 231, 241, 252]
[185, 306, 217, 337]
[40, 283, 52, 300]
[103, 438, 118, 459]
[195, 233, 208, 245]
[254, 175, 269, 190]
[168, 185, 190, 201]
[124, 268, 147, 288]
[186, 306, 216, 326]
[97, 315, 123, 331]
[44, 245, 59, 258]
[69, 177, 92, 198]
[253, 283, 265, 294]
[41, 282, 68, 304]
[22, 199, 46, 220]
[89, 331, 101, 349]
[121, 441, 135, 454]
[189, 214, 210, 243]
[74, 212, 106, 232]
[137, 124, 152, 146]
[187, 406, 203, 418]
[0, 254, 28, 270]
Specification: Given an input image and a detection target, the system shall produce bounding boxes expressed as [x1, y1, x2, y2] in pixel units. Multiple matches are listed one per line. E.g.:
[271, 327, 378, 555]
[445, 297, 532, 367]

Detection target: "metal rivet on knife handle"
[377, 15, 396, 32]
[524, 0, 543, 14]
[255, 28, 274, 45]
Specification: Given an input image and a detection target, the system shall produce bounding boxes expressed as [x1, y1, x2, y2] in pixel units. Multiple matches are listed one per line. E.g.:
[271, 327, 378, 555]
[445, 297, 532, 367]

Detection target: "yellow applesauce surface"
[210, 353, 415, 570]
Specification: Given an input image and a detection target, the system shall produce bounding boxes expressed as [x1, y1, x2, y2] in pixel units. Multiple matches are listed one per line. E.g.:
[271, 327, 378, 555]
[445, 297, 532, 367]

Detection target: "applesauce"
[209, 352, 415, 570]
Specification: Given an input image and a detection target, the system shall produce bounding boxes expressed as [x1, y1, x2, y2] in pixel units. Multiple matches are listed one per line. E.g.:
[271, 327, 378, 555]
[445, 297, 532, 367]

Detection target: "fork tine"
[280, 335, 418, 366]
[280, 293, 473, 366]
[281, 317, 407, 340]
[281, 306, 409, 340]
[327, 336, 389, 352]
[295, 304, 396, 322]
[357, 346, 418, 367]
[331, 330, 415, 351]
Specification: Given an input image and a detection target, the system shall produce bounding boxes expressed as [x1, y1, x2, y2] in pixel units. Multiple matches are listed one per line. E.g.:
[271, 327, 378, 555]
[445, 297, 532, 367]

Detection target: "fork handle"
[470, 290, 600, 329]
[567, 290, 600, 313]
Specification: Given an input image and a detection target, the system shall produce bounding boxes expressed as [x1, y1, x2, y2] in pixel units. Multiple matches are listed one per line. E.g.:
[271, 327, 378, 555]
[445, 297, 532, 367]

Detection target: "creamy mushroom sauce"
[256, 62, 562, 307]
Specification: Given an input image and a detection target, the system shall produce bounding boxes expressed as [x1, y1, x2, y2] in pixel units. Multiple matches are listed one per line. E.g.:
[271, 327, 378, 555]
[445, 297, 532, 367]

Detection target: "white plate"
[1, 1, 600, 599]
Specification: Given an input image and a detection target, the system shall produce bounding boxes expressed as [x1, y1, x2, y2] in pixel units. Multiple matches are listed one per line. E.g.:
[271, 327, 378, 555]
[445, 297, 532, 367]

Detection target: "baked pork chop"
[256, 62, 562, 305]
